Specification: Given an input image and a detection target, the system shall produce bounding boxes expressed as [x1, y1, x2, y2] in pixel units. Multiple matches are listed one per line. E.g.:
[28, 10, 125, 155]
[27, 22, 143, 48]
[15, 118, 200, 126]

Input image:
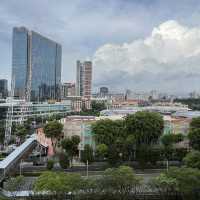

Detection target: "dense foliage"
[33, 166, 200, 200]
[161, 133, 184, 147]
[96, 144, 108, 159]
[59, 152, 70, 169]
[183, 150, 200, 169]
[92, 119, 124, 146]
[81, 144, 94, 164]
[44, 120, 63, 153]
[34, 172, 81, 193]
[92, 111, 164, 166]
[61, 135, 80, 166]
[188, 129, 200, 151]
[125, 111, 164, 145]
[34, 166, 142, 200]
[76, 100, 106, 116]
[47, 160, 54, 170]
[150, 167, 200, 200]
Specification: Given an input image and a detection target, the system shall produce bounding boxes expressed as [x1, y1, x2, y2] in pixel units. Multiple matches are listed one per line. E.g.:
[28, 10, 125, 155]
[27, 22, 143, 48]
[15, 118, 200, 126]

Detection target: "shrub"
[47, 160, 54, 170]
[59, 153, 70, 169]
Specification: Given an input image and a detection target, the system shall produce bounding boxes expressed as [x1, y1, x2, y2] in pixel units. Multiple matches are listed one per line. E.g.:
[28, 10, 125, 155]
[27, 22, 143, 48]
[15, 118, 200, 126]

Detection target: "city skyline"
[1, 1, 200, 94]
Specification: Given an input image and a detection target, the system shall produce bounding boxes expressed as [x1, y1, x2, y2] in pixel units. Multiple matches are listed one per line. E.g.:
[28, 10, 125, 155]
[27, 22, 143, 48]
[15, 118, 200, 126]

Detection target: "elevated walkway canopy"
[0, 134, 37, 181]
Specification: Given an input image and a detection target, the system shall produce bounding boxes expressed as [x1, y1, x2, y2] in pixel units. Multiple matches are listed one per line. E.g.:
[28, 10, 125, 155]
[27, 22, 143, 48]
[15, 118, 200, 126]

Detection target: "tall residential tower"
[76, 60, 92, 98]
[12, 27, 62, 102]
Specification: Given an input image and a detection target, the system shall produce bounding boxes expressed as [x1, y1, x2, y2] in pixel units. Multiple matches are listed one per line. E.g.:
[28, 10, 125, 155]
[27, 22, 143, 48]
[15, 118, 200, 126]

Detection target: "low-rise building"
[0, 99, 72, 124]
[164, 115, 191, 135]
[62, 116, 96, 155]
[62, 115, 124, 158]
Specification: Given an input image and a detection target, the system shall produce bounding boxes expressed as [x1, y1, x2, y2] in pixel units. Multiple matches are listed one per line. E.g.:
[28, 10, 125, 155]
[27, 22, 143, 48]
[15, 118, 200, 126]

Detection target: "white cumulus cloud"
[93, 20, 200, 93]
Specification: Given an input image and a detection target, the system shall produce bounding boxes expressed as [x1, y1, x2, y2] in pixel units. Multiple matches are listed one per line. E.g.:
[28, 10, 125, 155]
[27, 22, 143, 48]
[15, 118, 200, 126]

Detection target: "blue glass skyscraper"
[12, 27, 62, 102]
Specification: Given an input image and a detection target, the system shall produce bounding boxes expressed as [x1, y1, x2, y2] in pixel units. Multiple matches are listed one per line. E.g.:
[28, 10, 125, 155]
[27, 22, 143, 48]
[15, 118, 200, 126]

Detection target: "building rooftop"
[172, 111, 200, 119]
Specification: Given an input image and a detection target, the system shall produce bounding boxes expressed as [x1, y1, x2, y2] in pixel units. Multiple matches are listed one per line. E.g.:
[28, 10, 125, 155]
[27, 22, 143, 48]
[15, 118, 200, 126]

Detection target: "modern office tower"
[0, 79, 8, 99]
[12, 27, 62, 102]
[76, 60, 92, 98]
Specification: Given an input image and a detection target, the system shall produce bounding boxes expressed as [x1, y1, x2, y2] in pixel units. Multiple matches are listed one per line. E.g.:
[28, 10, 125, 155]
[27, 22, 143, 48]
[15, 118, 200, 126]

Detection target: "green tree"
[167, 167, 200, 200]
[71, 135, 81, 146]
[149, 173, 178, 200]
[61, 135, 80, 166]
[136, 144, 150, 169]
[79, 177, 98, 197]
[61, 138, 73, 154]
[80, 101, 106, 116]
[124, 134, 136, 160]
[44, 120, 63, 153]
[183, 151, 200, 169]
[47, 159, 54, 170]
[161, 133, 184, 168]
[15, 124, 27, 141]
[161, 134, 175, 147]
[188, 129, 200, 151]
[190, 117, 200, 130]
[125, 111, 164, 145]
[107, 144, 122, 166]
[91, 101, 106, 112]
[173, 133, 184, 143]
[81, 144, 94, 165]
[35, 116, 42, 124]
[34, 171, 82, 194]
[150, 167, 200, 200]
[59, 152, 70, 169]
[96, 144, 108, 159]
[101, 166, 142, 199]
[92, 119, 124, 146]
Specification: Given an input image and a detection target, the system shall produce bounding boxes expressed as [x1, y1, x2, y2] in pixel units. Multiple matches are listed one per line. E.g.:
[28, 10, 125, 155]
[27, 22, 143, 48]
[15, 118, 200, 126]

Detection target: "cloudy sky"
[1, 0, 200, 94]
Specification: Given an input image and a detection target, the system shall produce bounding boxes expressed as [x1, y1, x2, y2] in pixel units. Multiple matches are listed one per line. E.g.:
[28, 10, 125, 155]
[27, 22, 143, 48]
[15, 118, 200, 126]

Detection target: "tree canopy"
[61, 135, 80, 161]
[34, 172, 81, 194]
[92, 111, 164, 165]
[150, 167, 200, 200]
[96, 144, 108, 159]
[100, 166, 142, 198]
[92, 119, 124, 146]
[44, 120, 63, 153]
[183, 150, 200, 169]
[188, 128, 200, 151]
[125, 111, 164, 145]
[190, 117, 200, 131]
[81, 144, 94, 165]
[44, 120, 63, 139]
[161, 133, 184, 147]
[15, 125, 27, 140]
